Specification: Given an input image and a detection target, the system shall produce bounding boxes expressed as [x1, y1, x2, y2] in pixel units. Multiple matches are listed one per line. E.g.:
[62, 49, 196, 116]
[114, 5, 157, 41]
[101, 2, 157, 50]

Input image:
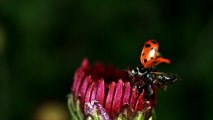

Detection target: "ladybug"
[140, 40, 170, 68]
[128, 39, 178, 96]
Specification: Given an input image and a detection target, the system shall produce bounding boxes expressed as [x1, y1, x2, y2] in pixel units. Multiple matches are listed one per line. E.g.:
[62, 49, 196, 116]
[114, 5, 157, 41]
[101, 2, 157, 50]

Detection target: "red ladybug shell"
[140, 40, 159, 65]
[140, 40, 170, 68]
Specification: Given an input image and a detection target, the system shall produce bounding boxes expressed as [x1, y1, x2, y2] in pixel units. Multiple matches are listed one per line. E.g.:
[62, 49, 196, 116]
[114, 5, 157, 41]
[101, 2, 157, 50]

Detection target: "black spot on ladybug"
[144, 59, 147, 63]
[151, 57, 153, 59]
[153, 61, 157, 64]
[142, 53, 145, 56]
[151, 40, 157, 44]
[145, 44, 151, 48]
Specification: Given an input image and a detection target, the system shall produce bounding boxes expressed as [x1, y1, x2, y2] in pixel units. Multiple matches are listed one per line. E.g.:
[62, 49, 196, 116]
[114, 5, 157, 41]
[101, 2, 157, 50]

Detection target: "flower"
[68, 58, 156, 120]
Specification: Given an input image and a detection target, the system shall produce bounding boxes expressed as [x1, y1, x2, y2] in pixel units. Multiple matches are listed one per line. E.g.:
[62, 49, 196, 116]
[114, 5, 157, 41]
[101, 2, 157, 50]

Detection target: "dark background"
[1, 1, 213, 120]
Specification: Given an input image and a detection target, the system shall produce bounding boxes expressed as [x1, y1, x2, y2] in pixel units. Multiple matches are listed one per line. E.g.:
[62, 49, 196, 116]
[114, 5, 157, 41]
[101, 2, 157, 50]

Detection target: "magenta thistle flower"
[68, 58, 156, 120]
[68, 40, 179, 120]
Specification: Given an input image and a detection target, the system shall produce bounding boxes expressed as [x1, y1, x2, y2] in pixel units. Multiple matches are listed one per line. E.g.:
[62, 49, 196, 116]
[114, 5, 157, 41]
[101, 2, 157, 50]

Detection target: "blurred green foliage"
[1, 1, 213, 120]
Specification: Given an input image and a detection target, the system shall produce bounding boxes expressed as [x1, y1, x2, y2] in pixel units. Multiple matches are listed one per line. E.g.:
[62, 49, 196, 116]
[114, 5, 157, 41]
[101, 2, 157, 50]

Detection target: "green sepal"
[93, 108, 99, 120]
[67, 94, 78, 120]
[67, 93, 83, 120]
[134, 112, 144, 120]
[148, 116, 154, 120]
[117, 110, 128, 120]
[76, 99, 84, 120]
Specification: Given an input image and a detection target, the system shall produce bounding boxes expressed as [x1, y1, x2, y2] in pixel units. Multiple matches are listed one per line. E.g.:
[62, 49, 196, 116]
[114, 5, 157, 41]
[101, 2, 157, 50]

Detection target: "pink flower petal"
[90, 82, 98, 101]
[96, 79, 105, 106]
[130, 87, 138, 110]
[79, 76, 91, 104]
[74, 72, 85, 97]
[72, 58, 89, 95]
[81, 58, 90, 70]
[135, 91, 145, 111]
[85, 82, 94, 103]
[111, 79, 124, 117]
[72, 68, 81, 94]
[105, 82, 116, 116]
[122, 82, 131, 105]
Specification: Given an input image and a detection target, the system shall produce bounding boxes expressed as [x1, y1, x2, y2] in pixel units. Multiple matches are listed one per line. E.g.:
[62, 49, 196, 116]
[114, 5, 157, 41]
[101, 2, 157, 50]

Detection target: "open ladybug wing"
[143, 57, 171, 68]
